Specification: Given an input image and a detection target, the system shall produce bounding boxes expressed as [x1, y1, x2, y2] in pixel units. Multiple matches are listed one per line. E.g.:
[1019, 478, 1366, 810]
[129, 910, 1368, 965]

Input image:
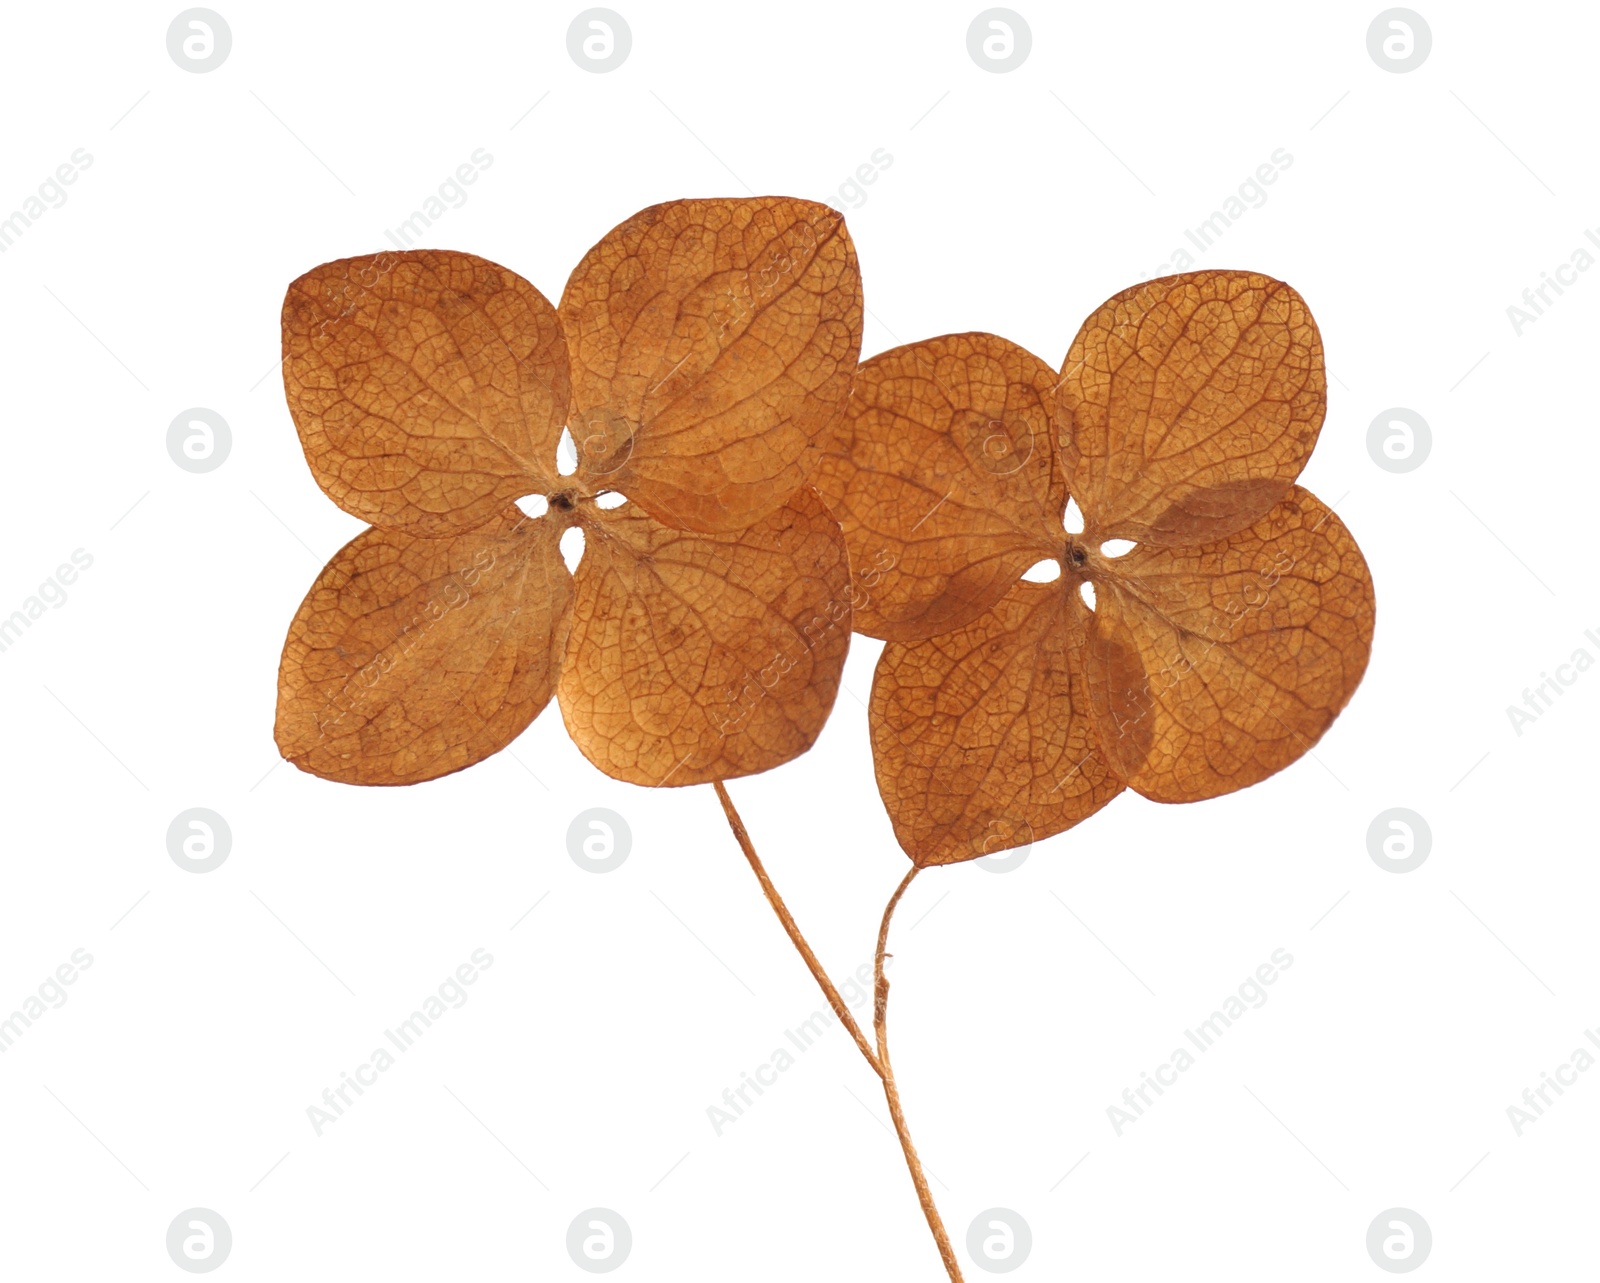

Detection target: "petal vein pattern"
[276, 511, 573, 784]
[559, 488, 853, 785]
[1058, 271, 1325, 546]
[815, 332, 1064, 641]
[871, 578, 1122, 865]
[1083, 487, 1374, 802]
[282, 250, 570, 534]
[561, 198, 864, 533]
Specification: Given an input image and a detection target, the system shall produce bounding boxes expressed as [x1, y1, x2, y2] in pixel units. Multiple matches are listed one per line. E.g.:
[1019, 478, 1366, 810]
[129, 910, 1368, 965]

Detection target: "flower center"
[1062, 540, 1097, 612]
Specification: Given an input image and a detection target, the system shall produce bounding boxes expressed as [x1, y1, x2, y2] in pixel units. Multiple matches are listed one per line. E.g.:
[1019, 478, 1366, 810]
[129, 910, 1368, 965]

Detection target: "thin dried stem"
[713, 781, 883, 1078]
[714, 782, 964, 1280]
[875, 866, 965, 1283]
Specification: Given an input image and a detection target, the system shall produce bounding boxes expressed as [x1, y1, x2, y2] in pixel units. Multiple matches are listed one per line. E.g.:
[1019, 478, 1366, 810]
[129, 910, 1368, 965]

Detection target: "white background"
[2, 1, 1595, 1278]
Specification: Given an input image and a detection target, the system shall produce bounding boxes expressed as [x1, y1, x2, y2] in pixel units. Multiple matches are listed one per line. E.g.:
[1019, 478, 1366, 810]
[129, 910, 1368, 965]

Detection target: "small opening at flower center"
[559, 526, 586, 573]
[556, 426, 578, 476]
[1063, 496, 1086, 535]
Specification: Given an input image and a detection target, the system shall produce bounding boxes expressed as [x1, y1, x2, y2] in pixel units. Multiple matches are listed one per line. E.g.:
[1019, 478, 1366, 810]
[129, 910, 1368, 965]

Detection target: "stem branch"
[713, 781, 883, 1077]
[713, 781, 964, 1282]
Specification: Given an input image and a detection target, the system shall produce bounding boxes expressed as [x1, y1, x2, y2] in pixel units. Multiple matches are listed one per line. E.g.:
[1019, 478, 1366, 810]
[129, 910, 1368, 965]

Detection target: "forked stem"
[714, 781, 964, 1282]
[712, 781, 882, 1077]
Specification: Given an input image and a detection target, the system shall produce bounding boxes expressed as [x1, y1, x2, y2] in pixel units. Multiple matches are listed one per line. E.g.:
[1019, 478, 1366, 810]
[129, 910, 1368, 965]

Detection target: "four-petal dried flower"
[274, 198, 864, 788]
[815, 271, 1375, 864]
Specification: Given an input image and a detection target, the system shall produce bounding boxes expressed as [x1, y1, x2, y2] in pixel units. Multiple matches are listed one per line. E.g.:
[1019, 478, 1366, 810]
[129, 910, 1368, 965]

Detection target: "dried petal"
[275, 511, 572, 784]
[558, 488, 852, 786]
[1058, 271, 1325, 546]
[1081, 487, 1374, 802]
[283, 250, 569, 534]
[813, 333, 1065, 641]
[870, 578, 1124, 865]
[560, 198, 863, 533]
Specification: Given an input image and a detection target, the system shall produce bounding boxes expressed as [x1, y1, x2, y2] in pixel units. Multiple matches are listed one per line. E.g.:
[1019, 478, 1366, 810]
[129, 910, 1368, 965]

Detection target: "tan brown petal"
[870, 578, 1124, 865]
[558, 487, 852, 786]
[283, 250, 569, 534]
[1058, 271, 1325, 546]
[813, 333, 1065, 641]
[560, 198, 863, 533]
[1081, 486, 1374, 802]
[275, 510, 572, 784]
